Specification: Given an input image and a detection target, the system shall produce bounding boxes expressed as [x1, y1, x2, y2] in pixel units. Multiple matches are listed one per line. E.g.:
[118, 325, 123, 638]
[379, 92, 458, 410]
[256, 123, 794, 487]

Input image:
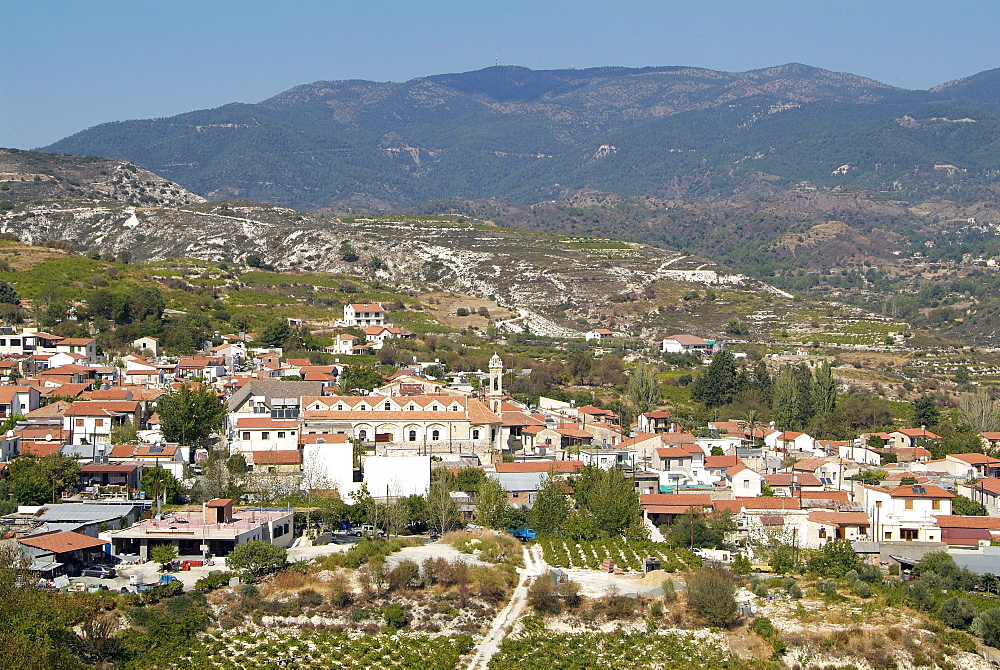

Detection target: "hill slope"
[39, 64, 1000, 211]
[1, 149, 895, 343]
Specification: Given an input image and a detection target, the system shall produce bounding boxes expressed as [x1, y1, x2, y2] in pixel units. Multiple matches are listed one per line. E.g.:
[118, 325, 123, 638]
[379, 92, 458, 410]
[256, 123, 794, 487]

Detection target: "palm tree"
[741, 409, 761, 446]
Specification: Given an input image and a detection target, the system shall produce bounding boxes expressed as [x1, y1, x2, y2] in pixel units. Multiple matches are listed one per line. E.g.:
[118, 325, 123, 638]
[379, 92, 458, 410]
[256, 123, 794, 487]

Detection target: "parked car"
[351, 524, 385, 537]
[82, 565, 117, 579]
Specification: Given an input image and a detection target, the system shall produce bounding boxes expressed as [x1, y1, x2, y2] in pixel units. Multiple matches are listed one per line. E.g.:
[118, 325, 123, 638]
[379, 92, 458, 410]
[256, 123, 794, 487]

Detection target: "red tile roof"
[949, 453, 1000, 466]
[705, 455, 739, 469]
[19, 531, 108, 553]
[20, 443, 62, 457]
[887, 484, 954, 498]
[252, 450, 302, 465]
[808, 511, 870, 526]
[892, 428, 942, 439]
[639, 493, 713, 507]
[766, 472, 822, 487]
[934, 515, 1000, 529]
[975, 478, 1000, 495]
[656, 447, 695, 459]
[235, 418, 299, 430]
[799, 490, 850, 503]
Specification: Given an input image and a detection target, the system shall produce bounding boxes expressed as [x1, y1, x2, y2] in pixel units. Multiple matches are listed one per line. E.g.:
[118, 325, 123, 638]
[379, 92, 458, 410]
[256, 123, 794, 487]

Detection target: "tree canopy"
[8, 454, 80, 504]
[225, 540, 287, 580]
[337, 365, 385, 394]
[690, 350, 737, 408]
[157, 384, 225, 446]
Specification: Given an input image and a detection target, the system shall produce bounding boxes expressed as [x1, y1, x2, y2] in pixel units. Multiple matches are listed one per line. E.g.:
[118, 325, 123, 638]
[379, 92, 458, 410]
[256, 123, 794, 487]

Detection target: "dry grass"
[442, 529, 523, 566]
[0, 242, 69, 270]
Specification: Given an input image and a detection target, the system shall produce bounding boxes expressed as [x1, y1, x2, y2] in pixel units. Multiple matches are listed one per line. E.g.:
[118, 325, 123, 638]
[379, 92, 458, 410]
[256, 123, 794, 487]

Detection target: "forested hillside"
[40, 64, 1000, 211]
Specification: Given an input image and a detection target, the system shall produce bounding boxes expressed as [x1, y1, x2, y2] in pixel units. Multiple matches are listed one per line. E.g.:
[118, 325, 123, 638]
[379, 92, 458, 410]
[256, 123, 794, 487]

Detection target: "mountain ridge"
[38, 63, 1000, 212]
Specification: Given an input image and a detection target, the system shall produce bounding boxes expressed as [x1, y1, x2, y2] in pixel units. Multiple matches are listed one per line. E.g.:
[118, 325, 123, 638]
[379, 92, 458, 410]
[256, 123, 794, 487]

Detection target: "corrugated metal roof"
[36, 503, 139, 523]
[487, 471, 546, 492]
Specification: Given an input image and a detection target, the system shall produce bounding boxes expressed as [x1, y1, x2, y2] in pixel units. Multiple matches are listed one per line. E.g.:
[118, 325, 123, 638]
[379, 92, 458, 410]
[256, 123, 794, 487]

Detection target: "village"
[1, 295, 1000, 668]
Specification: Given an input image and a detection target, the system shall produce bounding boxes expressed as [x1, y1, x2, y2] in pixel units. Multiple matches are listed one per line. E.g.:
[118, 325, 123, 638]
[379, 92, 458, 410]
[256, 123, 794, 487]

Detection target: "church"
[298, 354, 507, 455]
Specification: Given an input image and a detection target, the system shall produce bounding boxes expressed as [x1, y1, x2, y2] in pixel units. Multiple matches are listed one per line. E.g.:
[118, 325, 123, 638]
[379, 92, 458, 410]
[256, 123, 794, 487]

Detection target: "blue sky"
[2, 1, 998, 149]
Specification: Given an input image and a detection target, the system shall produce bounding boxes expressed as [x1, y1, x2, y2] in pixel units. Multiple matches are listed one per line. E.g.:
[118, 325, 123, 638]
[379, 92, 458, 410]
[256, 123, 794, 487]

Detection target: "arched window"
[384, 401, 391, 411]
[358, 429, 367, 441]
[472, 429, 480, 440]
[431, 430, 440, 441]
[408, 430, 417, 442]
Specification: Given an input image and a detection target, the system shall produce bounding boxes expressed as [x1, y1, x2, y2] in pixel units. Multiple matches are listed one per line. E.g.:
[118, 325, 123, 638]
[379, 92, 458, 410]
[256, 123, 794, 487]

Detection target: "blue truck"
[509, 526, 536, 541]
[135, 575, 181, 591]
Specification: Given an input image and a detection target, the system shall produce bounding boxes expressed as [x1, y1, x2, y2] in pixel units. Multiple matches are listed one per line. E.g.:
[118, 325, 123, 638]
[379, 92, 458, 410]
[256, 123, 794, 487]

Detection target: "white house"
[764, 431, 817, 453]
[941, 453, 1000, 480]
[52, 338, 97, 365]
[660, 334, 716, 355]
[585, 328, 614, 342]
[857, 483, 953, 542]
[63, 401, 142, 445]
[637, 411, 673, 434]
[653, 445, 712, 488]
[579, 447, 637, 470]
[363, 326, 403, 344]
[123, 359, 160, 385]
[328, 334, 361, 356]
[232, 418, 299, 453]
[838, 444, 882, 466]
[0, 385, 40, 418]
[301, 394, 501, 454]
[342, 303, 386, 328]
[726, 464, 763, 497]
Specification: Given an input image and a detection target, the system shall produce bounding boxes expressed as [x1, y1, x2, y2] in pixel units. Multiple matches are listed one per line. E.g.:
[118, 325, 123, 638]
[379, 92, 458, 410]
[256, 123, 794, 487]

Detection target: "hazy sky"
[3, 1, 998, 149]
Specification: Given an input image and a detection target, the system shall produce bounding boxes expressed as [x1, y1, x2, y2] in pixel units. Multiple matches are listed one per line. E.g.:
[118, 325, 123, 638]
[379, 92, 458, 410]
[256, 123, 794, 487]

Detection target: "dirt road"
[465, 544, 546, 670]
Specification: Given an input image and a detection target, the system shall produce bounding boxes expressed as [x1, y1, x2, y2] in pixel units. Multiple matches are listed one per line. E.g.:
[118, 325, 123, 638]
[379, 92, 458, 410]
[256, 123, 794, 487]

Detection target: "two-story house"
[62, 401, 143, 445]
[857, 483, 953, 542]
[0, 385, 40, 417]
[342, 303, 385, 328]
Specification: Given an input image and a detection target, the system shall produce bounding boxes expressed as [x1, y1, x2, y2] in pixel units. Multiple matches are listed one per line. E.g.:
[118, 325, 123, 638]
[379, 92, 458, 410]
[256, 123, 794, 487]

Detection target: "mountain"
[40, 64, 1000, 211]
[7, 148, 1000, 346]
[1, 148, 896, 344]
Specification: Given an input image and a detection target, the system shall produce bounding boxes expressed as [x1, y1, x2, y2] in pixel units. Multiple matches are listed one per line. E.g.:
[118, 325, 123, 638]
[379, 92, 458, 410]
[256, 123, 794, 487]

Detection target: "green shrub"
[298, 589, 323, 607]
[194, 571, 235, 591]
[786, 583, 803, 599]
[685, 568, 736, 627]
[815, 579, 838, 596]
[387, 559, 421, 591]
[940, 628, 977, 652]
[527, 577, 562, 615]
[939, 596, 976, 630]
[383, 604, 409, 630]
[853, 582, 871, 598]
[750, 617, 775, 638]
[330, 589, 353, 608]
[753, 583, 769, 598]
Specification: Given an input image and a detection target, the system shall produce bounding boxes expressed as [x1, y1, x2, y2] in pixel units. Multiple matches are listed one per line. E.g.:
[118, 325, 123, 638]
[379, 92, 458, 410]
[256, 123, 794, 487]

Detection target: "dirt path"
[465, 544, 546, 670]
